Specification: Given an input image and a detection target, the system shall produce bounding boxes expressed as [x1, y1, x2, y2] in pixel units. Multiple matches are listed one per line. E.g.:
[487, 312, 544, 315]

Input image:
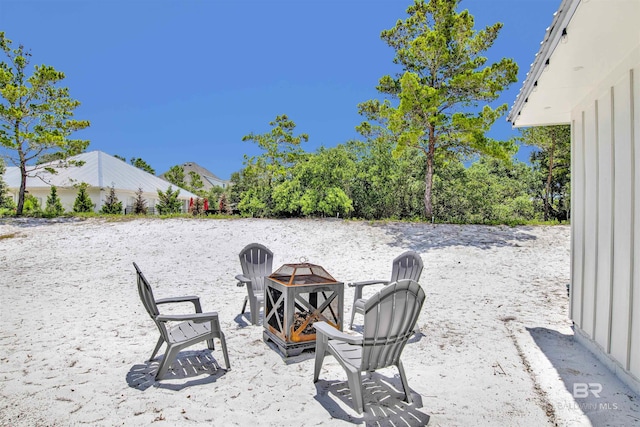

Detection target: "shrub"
[45, 186, 65, 216]
[73, 183, 94, 213]
[156, 186, 182, 214]
[133, 187, 147, 214]
[101, 185, 123, 214]
[23, 194, 42, 216]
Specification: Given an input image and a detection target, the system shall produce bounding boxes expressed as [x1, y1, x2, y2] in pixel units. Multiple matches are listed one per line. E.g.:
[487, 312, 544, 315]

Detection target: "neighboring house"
[160, 162, 230, 191]
[3, 150, 198, 213]
[508, 0, 639, 395]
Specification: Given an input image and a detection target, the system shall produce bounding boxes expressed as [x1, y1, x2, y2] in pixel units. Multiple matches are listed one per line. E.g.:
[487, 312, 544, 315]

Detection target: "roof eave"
[507, 0, 581, 126]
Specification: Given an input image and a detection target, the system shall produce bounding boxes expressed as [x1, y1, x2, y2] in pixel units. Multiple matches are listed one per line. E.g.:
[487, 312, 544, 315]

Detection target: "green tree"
[0, 157, 14, 210]
[114, 154, 126, 162]
[239, 114, 308, 216]
[156, 185, 182, 214]
[44, 185, 64, 216]
[520, 125, 571, 221]
[272, 146, 356, 217]
[100, 185, 123, 214]
[36, 152, 64, 164]
[358, 0, 518, 218]
[346, 133, 425, 220]
[133, 187, 147, 214]
[0, 32, 90, 215]
[206, 185, 225, 210]
[73, 182, 93, 213]
[188, 171, 204, 194]
[431, 157, 537, 224]
[23, 193, 41, 215]
[164, 165, 186, 188]
[130, 157, 155, 174]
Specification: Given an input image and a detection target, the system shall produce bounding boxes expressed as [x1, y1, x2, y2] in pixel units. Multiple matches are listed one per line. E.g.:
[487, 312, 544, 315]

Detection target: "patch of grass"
[0, 232, 20, 240]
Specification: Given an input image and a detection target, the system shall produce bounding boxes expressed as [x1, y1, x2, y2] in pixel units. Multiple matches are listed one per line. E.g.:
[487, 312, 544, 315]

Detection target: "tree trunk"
[424, 127, 436, 219]
[17, 164, 26, 216]
[544, 134, 556, 221]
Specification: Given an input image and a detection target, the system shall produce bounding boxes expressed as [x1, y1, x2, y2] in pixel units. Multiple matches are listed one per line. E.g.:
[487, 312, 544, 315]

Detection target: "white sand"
[0, 217, 638, 426]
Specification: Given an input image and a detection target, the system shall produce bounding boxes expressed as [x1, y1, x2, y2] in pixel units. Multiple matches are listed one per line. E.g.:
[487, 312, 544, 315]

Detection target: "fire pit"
[263, 262, 344, 357]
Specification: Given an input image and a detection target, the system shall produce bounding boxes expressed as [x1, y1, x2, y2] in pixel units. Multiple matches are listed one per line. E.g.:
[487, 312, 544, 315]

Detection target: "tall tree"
[188, 171, 204, 194]
[130, 157, 155, 174]
[520, 125, 571, 221]
[358, 0, 518, 218]
[239, 114, 308, 216]
[0, 32, 90, 215]
[164, 165, 186, 188]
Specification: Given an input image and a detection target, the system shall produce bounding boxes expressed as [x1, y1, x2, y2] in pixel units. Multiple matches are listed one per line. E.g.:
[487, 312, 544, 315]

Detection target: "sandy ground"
[0, 217, 638, 426]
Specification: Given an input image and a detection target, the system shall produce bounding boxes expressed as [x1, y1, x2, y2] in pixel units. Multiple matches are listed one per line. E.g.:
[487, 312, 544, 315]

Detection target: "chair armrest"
[156, 311, 219, 323]
[348, 280, 390, 301]
[156, 295, 203, 312]
[314, 321, 362, 345]
[156, 295, 200, 304]
[235, 274, 252, 286]
[348, 280, 390, 288]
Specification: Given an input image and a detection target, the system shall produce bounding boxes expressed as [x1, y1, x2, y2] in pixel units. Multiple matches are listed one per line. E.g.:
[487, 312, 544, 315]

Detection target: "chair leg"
[249, 297, 259, 325]
[313, 334, 328, 382]
[349, 308, 356, 330]
[156, 345, 180, 380]
[149, 337, 164, 361]
[345, 366, 365, 414]
[218, 332, 231, 370]
[241, 296, 248, 314]
[397, 360, 413, 404]
[207, 338, 215, 350]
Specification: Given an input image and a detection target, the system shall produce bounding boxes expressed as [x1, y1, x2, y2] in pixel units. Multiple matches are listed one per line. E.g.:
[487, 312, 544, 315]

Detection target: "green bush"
[73, 183, 94, 213]
[45, 186, 65, 216]
[100, 185, 123, 214]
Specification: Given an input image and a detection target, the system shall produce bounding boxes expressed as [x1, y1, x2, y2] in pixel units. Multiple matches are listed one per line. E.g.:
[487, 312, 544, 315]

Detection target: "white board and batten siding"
[571, 46, 640, 389]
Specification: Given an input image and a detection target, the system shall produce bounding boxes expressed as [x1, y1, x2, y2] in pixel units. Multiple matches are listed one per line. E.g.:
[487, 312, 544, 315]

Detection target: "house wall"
[8, 187, 185, 214]
[571, 45, 640, 393]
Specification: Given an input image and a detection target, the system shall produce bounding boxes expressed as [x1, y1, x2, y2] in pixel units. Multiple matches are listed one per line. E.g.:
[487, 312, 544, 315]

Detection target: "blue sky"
[1, 0, 560, 180]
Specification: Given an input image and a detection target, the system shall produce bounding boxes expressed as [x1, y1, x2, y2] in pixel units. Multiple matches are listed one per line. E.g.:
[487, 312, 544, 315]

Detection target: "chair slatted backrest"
[361, 279, 425, 371]
[239, 243, 274, 293]
[134, 263, 169, 339]
[389, 251, 423, 283]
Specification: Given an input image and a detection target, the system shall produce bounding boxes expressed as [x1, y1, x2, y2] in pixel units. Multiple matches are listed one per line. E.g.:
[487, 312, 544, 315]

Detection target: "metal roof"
[3, 150, 198, 199]
[160, 162, 229, 191]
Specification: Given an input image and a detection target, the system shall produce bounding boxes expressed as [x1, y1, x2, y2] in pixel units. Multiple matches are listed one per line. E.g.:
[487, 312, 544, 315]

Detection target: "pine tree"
[45, 186, 65, 216]
[0, 33, 90, 215]
[358, 0, 518, 218]
[156, 186, 182, 214]
[133, 187, 147, 214]
[100, 185, 123, 214]
[73, 183, 94, 213]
